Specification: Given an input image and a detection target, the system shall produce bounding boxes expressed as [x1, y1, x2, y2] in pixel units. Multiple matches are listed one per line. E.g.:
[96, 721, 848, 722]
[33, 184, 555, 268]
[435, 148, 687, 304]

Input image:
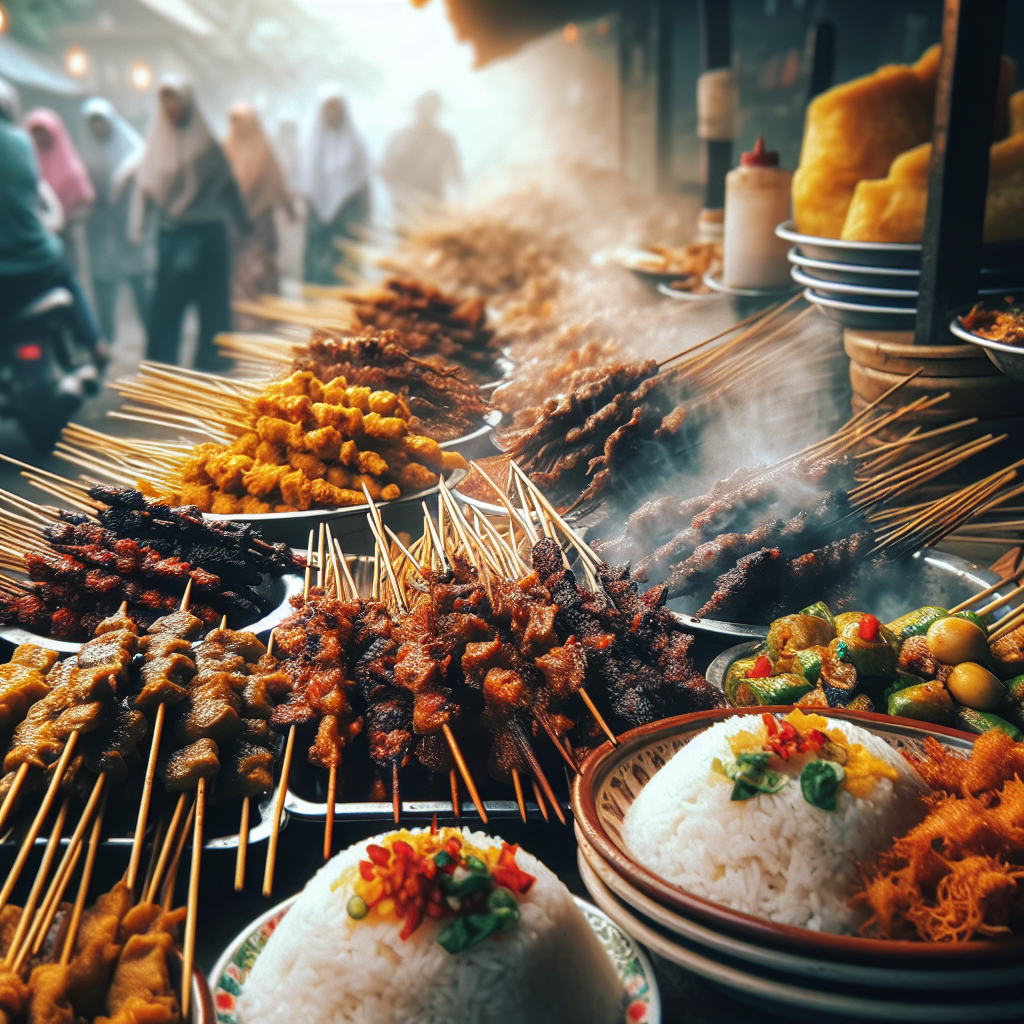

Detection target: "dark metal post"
[807, 21, 835, 103]
[656, 1, 674, 192]
[699, 0, 731, 209]
[914, 0, 1006, 346]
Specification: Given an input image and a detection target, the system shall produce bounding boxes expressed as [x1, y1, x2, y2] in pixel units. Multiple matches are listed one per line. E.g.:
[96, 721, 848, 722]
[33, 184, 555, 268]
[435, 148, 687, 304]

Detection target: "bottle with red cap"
[722, 136, 793, 290]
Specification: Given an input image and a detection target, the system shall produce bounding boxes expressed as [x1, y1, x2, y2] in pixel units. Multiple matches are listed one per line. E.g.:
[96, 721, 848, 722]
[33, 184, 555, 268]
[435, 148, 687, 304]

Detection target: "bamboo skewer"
[578, 690, 619, 747]
[0, 763, 29, 836]
[988, 605, 1024, 643]
[60, 790, 107, 965]
[531, 778, 549, 822]
[0, 730, 80, 913]
[949, 572, 1024, 614]
[139, 816, 167, 911]
[442, 723, 487, 823]
[449, 769, 460, 822]
[127, 701, 166, 892]
[263, 724, 295, 897]
[324, 764, 337, 860]
[235, 797, 250, 892]
[511, 768, 527, 823]
[181, 776, 205, 1021]
[147, 793, 187, 904]
[161, 799, 196, 910]
[24, 826, 83, 964]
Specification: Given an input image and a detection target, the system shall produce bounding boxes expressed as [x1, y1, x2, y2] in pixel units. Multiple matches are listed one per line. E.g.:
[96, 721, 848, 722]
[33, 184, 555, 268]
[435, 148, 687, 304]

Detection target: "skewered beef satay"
[0, 645, 56, 731]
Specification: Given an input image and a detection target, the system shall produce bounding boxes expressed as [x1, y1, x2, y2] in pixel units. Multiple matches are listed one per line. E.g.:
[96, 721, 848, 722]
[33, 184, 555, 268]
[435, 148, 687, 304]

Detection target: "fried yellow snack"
[353, 473, 381, 500]
[401, 434, 444, 471]
[242, 462, 288, 498]
[393, 462, 438, 491]
[228, 432, 259, 458]
[265, 371, 315, 397]
[367, 390, 399, 415]
[254, 393, 314, 424]
[279, 469, 313, 511]
[792, 45, 940, 238]
[363, 413, 407, 441]
[309, 479, 365, 508]
[239, 495, 273, 514]
[256, 416, 304, 449]
[344, 385, 372, 411]
[319, 377, 349, 406]
[287, 449, 327, 480]
[254, 440, 285, 465]
[326, 465, 355, 490]
[180, 445, 218, 484]
[210, 492, 241, 514]
[357, 450, 388, 477]
[304, 426, 344, 462]
[179, 484, 213, 512]
[381, 483, 401, 501]
[441, 450, 470, 474]
[206, 452, 253, 494]
[339, 440, 360, 468]
[311, 403, 363, 436]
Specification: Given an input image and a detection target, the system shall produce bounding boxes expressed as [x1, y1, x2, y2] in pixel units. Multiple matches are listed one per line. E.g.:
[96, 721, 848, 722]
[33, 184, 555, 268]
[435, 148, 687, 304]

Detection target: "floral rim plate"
[209, 893, 661, 1024]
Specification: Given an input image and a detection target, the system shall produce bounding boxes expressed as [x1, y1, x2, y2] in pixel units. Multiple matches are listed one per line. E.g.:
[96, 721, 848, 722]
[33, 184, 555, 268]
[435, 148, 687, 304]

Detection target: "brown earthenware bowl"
[571, 706, 1024, 968]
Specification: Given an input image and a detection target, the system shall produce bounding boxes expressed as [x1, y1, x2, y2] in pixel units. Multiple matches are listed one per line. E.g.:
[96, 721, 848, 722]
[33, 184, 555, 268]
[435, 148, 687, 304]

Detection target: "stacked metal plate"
[776, 221, 1024, 330]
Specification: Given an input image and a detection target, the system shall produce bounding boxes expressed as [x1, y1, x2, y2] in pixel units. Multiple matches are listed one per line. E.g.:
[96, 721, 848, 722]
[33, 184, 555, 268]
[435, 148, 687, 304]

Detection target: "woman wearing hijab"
[0, 83, 101, 354]
[223, 102, 293, 327]
[80, 97, 152, 345]
[24, 108, 96, 311]
[130, 74, 248, 370]
[301, 89, 370, 285]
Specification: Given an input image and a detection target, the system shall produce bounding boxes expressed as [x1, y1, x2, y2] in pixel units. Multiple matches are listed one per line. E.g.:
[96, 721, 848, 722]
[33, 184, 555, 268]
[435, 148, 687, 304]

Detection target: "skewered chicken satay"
[0, 646, 56, 731]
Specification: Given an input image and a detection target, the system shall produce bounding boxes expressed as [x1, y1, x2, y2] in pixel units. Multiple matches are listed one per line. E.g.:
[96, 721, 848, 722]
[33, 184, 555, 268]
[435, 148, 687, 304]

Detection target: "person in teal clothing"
[0, 78, 100, 351]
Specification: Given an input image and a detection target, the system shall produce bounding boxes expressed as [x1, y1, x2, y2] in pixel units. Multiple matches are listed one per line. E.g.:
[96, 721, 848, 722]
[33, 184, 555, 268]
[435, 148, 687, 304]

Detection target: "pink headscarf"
[24, 108, 95, 215]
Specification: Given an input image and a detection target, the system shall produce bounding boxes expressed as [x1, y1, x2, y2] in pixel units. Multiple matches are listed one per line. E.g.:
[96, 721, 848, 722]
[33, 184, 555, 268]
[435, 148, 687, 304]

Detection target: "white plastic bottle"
[722, 137, 793, 290]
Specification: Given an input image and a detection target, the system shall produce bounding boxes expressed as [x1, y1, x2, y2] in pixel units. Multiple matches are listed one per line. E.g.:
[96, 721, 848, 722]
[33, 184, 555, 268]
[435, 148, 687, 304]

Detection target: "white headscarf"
[134, 74, 216, 220]
[301, 86, 369, 223]
[80, 97, 143, 205]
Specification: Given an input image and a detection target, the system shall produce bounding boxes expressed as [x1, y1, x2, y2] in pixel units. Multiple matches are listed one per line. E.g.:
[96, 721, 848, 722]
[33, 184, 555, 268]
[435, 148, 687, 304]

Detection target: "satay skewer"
[139, 815, 167, 911]
[449, 769, 460, 822]
[24, 825, 83, 963]
[262, 723, 295, 897]
[949, 572, 1024, 613]
[235, 797, 250, 891]
[531, 778, 549, 822]
[975, 582, 1024, 620]
[146, 792, 187, 903]
[181, 775, 205, 1021]
[161, 798, 196, 910]
[442, 723, 487, 823]
[0, 763, 29, 836]
[60, 789, 107, 965]
[392, 761, 400, 825]
[511, 768, 527, 823]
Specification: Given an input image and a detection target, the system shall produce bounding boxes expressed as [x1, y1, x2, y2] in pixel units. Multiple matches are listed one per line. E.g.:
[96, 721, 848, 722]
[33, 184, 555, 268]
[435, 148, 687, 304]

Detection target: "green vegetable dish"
[724, 599, 1024, 739]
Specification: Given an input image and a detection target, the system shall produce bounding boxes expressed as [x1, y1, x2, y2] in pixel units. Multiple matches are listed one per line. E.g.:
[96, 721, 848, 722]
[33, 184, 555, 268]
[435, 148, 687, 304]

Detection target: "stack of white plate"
[776, 220, 1024, 330]
[572, 707, 1024, 1021]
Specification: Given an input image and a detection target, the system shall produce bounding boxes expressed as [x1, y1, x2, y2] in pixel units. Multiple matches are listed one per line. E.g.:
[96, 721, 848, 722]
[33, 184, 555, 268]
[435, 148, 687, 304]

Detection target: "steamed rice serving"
[239, 827, 622, 1024]
[622, 710, 929, 933]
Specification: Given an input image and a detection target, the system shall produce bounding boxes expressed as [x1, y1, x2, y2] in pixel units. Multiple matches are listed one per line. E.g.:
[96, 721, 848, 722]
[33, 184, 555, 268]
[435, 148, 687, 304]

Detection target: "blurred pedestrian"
[79, 97, 152, 347]
[131, 74, 248, 370]
[0, 81, 100, 353]
[223, 102, 293, 327]
[24, 108, 96, 314]
[301, 88, 369, 285]
[380, 91, 462, 219]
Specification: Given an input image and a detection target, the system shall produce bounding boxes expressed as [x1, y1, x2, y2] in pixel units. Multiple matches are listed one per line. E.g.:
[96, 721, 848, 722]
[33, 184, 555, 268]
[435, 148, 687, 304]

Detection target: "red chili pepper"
[858, 614, 880, 641]
[431, 813, 437, 835]
[445, 836, 462, 859]
[492, 842, 536, 895]
[399, 906, 424, 940]
[367, 844, 391, 867]
[391, 840, 414, 860]
[358, 860, 376, 881]
[800, 728, 827, 753]
[747, 656, 773, 679]
[762, 713, 779, 736]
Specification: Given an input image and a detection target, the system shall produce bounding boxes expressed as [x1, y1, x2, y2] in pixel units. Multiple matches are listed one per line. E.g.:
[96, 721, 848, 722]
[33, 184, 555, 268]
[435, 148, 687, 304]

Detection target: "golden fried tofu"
[320, 377, 349, 406]
[287, 449, 327, 480]
[254, 393, 313, 424]
[309, 479, 365, 508]
[401, 434, 444, 471]
[357, 450, 389, 477]
[228, 432, 259, 457]
[344, 385, 372, 411]
[303, 426, 343, 462]
[381, 483, 401, 500]
[265, 370, 315, 397]
[363, 413, 407, 441]
[210, 493, 242, 514]
[206, 452, 253, 495]
[441, 451, 470, 474]
[279, 470, 313, 510]
[311, 403, 363, 436]
[326, 465, 355, 490]
[339, 440, 361, 468]
[792, 46, 940, 238]
[254, 439, 286, 465]
[240, 495, 273, 514]
[368, 390, 399, 415]
[242, 462, 288, 498]
[256, 416, 304, 449]
[353, 473, 381, 500]
[180, 444, 218, 485]
[394, 462, 438, 491]
[178, 484, 214, 512]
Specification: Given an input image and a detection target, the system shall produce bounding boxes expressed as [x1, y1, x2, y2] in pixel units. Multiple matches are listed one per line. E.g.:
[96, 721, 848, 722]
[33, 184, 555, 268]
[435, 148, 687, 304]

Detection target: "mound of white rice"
[621, 716, 928, 933]
[238, 828, 623, 1024]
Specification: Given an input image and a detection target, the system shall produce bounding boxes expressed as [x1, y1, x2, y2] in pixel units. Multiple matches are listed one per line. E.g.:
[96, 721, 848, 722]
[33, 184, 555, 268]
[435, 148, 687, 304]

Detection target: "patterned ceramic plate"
[209, 893, 661, 1024]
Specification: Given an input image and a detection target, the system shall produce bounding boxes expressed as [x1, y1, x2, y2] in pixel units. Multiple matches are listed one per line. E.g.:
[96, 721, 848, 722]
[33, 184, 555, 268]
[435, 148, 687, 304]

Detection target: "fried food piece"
[339, 440, 360, 468]
[325, 465, 355, 490]
[401, 434, 444, 471]
[344, 385, 372, 411]
[242, 462, 288, 499]
[26, 963, 73, 1024]
[357, 450, 388, 476]
[393, 462, 438, 491]
[176, 484, 213, 512]
[0, 965, 28, 1023]
[66, 880, 132, 1017]
[179, 445, 217, 484]
[240, 495, 273, 514]
[265, 370, 316, 398]
[441, 450, 470, 474]
[368, 390, 399, 415]
[792, 45, 941, 238]
[287, 449, 327, 480]
[313, 403, 363, 435]
[11, 645, 59, 673]
[303, 425, 343, 462]
[205, 452, 253, 495]
[228, 432, 259, 458]
[381, 483, 401, 500]
[256, 416, 304, 449]
[319, 377, 350, 406]
[0, 664, 50, 731]
[991, 623, 1024, 676]
[254, 393, 313, 424]
[210, 493, 241, 515]
[162, 737, 220, 791]
[253, 440, 286, 465]
[363, 412, 407, 441]
[309, 479, 364, 508]
[278, 470, 313, 511]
